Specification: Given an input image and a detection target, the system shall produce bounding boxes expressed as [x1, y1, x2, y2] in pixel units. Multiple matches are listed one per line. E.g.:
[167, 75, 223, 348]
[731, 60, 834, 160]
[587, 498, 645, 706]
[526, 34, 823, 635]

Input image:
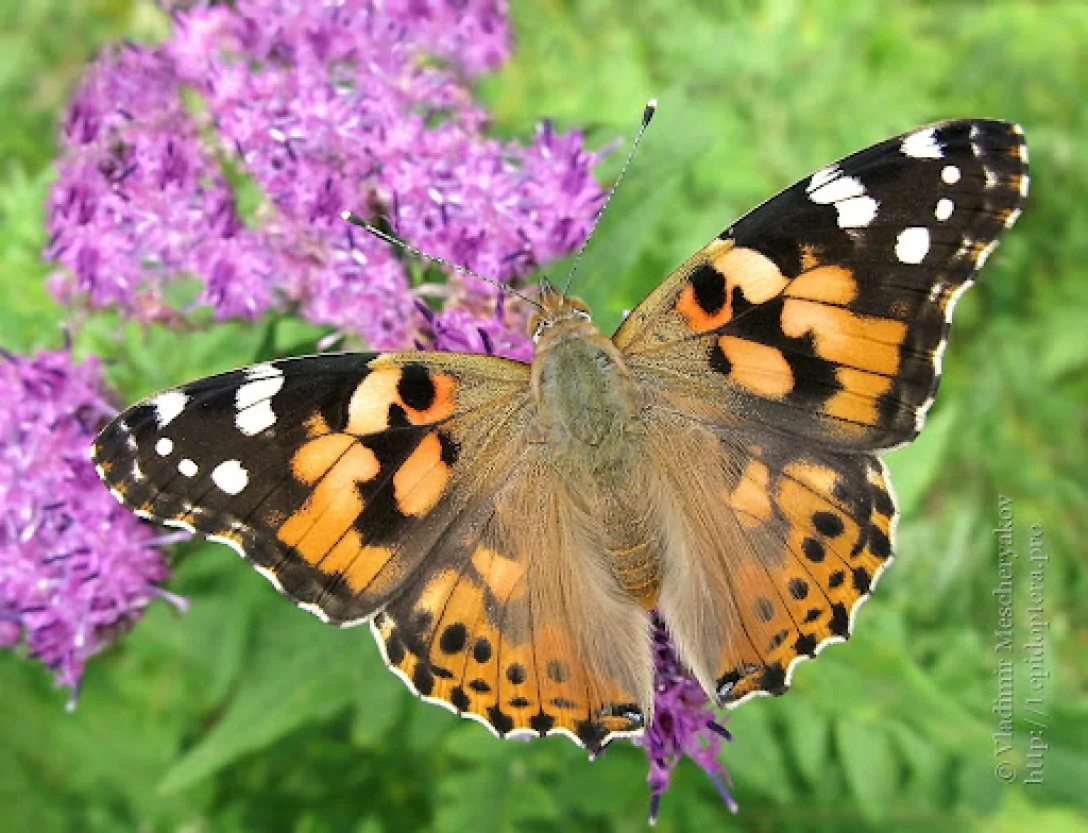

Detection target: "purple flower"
[46, 43, 259, 324]
[0, 349, 175, 702]
[642, 613, 738, 825]
[46, 0, 604, 356]
[416, 294, 534, 361]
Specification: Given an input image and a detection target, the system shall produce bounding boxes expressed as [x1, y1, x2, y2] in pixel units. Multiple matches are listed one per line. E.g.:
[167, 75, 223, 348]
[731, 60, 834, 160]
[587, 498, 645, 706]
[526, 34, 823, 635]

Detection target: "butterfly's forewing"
[615, 120, 1027, 450]
[93, 353, 526, 622]
[615, 120, 1027, 703]
[93, 351, 645, 750]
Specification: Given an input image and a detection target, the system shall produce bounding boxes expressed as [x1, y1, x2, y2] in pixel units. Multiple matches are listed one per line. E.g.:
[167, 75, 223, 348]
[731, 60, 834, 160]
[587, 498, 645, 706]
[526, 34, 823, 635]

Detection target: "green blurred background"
[2, 1, 1086, 831]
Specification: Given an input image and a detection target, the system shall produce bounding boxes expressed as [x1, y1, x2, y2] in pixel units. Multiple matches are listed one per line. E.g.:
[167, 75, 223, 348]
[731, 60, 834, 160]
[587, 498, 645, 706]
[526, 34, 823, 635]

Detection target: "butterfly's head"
[529, 278, 593, 343]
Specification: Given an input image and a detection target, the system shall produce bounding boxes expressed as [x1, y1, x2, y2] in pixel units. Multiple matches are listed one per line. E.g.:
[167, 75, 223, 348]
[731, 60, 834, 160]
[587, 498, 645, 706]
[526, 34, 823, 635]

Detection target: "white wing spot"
[901, 128, 943, 159]
[1019, 174, 1030, 197]
[895, 227, 931, 264]
[234, 375, 284, 436]
[236, 376, 284, 411]
[245, 363, 284, 381]
[941, 165, 961, 185]
[152, 391, 188, 428]
[132, 460, 145, 482]
[807, 175, 877, 228]
[212, 460, 249, 495]
[835, 196, 879, 229]
[1004, 207, 1022, 228]
[807, 164, 839, 191]
[155, 437, 174, 457]
[236, 401, 277, 436]
[808, 175, 865, 204]
[178, 458, 198, 478]
[934, 198, 955, 221]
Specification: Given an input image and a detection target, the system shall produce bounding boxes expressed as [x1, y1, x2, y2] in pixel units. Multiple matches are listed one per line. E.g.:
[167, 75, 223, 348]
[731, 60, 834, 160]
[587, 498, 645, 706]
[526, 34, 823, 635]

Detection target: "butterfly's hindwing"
[368, 442, 657, 752]
[638, 413, 897, 706]
[371, 532, 647, 753]
[706, 444, 897, 705]
[616, 120, 1027, 451]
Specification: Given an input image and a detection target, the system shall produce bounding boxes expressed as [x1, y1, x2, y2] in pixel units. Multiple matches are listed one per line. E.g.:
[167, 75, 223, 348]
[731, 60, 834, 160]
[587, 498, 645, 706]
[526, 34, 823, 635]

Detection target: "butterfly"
[93, 119, 1027, 754]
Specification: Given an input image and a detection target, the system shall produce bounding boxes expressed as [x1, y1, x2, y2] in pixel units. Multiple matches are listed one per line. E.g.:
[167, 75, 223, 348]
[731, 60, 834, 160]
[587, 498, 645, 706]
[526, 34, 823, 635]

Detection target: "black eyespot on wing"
[397, 363, 437, 412]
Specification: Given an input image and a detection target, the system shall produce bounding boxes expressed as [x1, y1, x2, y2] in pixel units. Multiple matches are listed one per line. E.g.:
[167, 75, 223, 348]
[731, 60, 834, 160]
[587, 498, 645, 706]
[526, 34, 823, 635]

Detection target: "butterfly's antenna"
[340, 211, 544, 311]
[561, 98, 657, 297]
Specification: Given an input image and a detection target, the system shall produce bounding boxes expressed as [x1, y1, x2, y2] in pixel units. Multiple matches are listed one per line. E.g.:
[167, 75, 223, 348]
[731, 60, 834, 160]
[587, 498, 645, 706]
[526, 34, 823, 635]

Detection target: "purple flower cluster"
[0, 350, 172, 701]
[643, 613, 738, 824]
[46, 0, 604, 355]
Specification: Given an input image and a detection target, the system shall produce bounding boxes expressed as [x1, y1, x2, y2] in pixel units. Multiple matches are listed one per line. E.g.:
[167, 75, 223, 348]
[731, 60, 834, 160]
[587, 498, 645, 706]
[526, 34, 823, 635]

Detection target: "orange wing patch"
[269, 357, 472, 607]
[675, 241, 790, 334]
[715, 336, 795, 399]
[780, 300, 907, 377]
[822, 368, 894, 430]
[278, 440, 373, 558]
[725, 459, 773, 529]
[784, 265, 858, 305]
[392, 432, 453, 517]
[347, 360, 458, 434]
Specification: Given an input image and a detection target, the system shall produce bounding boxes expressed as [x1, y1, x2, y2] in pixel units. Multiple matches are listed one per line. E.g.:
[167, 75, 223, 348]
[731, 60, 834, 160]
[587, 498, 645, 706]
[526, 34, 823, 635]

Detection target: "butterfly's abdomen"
[600, 491, 661, 608]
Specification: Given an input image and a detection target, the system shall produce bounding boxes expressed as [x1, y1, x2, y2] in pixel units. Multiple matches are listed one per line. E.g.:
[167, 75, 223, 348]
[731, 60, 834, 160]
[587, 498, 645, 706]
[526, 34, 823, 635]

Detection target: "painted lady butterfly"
[93, 119, 1027, 753]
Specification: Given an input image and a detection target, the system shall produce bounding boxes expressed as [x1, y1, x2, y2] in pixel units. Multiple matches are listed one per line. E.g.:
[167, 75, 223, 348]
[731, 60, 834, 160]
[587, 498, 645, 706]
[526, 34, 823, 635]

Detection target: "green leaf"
[1039, 304, 1088, 382]
[354, 819, 386, 833]
[992, 789, 1088, 833]
[0, 655, 195, 827]
[555, 742, 646, 817]
[158, 611, 367, 793]
[433, 757, 560, 833]
[723, 705, 793, 803]
[1017, 707, 1088, 812]
[887, 722, 944, 805]
[349, 665, 407, 749]
[779, 695, 831, 788]
[835, 716, 899, 822]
